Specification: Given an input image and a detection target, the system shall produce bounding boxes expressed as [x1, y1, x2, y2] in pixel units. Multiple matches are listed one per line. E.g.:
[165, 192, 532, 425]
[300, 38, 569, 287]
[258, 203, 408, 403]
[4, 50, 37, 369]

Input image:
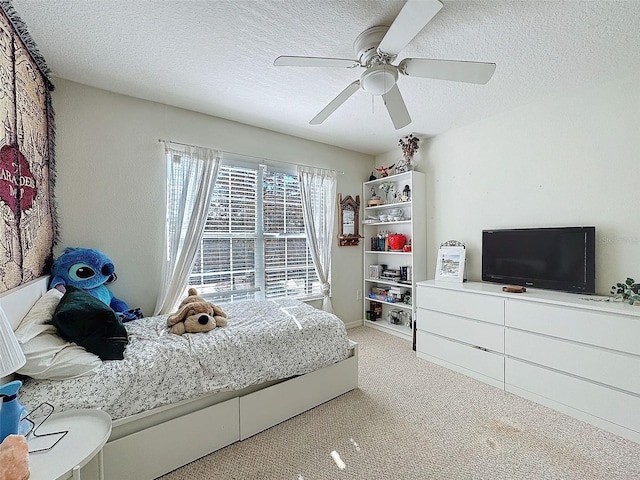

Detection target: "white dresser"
[416, 280, 640, 443]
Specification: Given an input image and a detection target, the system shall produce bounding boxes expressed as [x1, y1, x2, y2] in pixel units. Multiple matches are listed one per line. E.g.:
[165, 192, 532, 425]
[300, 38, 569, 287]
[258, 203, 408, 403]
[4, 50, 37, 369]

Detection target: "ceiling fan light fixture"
[360, 65, 398, 96]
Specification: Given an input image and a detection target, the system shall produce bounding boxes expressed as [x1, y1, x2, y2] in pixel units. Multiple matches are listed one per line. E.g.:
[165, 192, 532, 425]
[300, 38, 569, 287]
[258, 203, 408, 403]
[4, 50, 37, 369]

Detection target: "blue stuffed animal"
[50, 247, 129, 313]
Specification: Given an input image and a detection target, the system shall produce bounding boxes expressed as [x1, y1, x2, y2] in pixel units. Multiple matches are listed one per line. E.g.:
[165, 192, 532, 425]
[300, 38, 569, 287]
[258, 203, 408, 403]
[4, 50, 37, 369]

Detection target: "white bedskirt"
[19, 298, 350, 420]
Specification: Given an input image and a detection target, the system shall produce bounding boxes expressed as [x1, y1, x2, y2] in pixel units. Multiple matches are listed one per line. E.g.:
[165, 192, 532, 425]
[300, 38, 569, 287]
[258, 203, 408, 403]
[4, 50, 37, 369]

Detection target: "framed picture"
[435, 246, 466, 283]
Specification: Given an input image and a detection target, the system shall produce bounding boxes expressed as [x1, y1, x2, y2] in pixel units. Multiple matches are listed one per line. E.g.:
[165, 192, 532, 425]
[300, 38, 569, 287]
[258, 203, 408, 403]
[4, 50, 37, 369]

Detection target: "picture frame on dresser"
[435, 245, 466, 283]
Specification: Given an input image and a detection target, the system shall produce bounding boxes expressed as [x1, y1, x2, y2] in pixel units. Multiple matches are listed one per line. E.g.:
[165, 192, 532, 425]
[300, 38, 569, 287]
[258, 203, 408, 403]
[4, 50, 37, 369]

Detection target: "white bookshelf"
[362, 170, 426, 344]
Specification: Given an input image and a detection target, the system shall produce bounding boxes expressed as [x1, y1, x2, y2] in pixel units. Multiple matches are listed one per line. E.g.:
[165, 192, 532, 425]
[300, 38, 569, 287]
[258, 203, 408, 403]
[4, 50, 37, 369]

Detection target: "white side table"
[27, 409, 112, 480]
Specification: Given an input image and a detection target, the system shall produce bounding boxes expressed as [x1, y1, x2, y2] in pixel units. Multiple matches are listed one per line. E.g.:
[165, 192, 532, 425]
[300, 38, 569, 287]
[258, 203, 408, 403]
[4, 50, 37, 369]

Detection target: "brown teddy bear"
[167, 288, 228, 335]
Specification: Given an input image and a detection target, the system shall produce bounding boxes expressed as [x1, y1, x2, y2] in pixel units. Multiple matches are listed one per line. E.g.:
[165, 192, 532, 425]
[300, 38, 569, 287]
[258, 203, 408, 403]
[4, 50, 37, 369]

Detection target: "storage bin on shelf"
[368, 286, 395, 303]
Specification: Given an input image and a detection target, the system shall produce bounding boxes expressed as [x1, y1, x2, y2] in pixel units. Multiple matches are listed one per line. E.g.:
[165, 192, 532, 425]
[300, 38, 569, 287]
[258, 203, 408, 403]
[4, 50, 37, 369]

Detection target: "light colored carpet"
[159, 326, 640, 479]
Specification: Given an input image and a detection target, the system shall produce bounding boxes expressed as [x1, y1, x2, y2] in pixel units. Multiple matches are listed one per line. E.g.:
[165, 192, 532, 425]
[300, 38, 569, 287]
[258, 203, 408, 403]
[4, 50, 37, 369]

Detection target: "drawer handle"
[473, 345, 489, 352]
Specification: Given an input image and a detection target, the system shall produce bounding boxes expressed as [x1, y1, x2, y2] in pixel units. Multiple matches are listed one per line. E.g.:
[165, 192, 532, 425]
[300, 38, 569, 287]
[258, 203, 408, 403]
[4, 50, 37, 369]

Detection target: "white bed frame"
[0, 277, 359, 480]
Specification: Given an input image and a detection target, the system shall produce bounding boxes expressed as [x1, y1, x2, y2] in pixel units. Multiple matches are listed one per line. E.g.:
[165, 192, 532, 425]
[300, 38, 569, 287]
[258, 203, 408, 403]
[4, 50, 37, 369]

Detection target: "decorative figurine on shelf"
[369, 172, 377, 181]
[395, 158, 408, 174]
[375, 164, 395, 177]
[368, 186, 383, 207]
[379, 182, 397, 203]
[397, 134, 420, 172]
[401, 184, 411, 202]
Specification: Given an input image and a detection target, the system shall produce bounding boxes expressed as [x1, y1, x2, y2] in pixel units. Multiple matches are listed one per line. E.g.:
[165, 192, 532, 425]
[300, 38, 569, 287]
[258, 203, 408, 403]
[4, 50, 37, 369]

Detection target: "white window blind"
[188, 162, 323, 302]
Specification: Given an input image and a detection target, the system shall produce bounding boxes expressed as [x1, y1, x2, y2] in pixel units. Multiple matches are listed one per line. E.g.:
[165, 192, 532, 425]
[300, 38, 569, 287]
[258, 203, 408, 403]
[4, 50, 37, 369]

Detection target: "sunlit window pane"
[183, 162, 324, 302]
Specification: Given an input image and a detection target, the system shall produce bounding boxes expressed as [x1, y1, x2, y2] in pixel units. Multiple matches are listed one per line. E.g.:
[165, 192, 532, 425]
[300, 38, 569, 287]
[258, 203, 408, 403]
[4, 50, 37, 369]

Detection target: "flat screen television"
[482, 226, 596, 294]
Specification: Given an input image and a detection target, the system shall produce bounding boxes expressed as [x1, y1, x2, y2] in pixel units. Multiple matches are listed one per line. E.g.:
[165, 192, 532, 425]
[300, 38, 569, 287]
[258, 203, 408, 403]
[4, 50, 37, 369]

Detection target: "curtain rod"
[158, 138, 344, 175]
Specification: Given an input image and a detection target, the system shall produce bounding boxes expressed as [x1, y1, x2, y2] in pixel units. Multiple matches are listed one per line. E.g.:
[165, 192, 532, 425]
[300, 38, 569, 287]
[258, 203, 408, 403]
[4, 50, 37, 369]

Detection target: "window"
[188, 162, 325, 302]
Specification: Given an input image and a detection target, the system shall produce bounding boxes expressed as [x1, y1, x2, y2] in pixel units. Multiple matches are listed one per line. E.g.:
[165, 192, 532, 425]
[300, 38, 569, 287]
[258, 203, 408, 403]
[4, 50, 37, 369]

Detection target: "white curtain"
[154, 143, 220, 315]
[297, 166, 337, 312]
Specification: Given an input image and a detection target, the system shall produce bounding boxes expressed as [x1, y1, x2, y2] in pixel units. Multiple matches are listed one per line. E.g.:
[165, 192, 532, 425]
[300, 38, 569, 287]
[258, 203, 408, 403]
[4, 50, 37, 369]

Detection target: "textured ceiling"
[10, 0, 640, 155]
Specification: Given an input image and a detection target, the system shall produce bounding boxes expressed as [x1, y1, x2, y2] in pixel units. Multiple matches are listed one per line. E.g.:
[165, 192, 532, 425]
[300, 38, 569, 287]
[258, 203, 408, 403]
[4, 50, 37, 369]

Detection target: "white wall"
[51, 79, 372, 323]
[376, 73, 640, 295]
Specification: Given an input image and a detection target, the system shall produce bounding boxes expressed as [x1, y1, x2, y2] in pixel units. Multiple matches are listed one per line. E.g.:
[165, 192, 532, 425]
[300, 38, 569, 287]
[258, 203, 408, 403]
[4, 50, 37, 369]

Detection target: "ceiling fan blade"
[310, 81, 361, 125]
[274, 56, 359, 68]
[378, 0, 443, 57]
[382, 84, 411, 129]
[399, 58, 496, 84]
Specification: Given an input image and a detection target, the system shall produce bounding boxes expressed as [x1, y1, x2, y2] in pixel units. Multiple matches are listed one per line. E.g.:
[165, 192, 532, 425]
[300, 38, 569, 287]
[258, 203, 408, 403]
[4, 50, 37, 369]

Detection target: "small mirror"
[343, 210, 355, 235]
[338, 194, 361, 246]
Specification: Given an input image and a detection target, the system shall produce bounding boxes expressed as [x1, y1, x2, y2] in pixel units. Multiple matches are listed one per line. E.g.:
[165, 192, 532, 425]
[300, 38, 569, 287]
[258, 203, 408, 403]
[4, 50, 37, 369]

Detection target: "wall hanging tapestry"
[0, 2, 57, 293]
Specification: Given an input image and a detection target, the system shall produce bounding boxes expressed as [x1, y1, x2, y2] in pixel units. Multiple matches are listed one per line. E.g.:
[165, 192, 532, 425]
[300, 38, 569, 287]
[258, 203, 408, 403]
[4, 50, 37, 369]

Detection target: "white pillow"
[15, 289, 101, 380]
[14, 288, 62, 343]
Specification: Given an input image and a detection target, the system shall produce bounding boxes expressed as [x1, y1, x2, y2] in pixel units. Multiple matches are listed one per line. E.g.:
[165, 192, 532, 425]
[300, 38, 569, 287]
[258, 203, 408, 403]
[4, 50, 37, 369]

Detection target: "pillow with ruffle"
[14, 289, 101, 380]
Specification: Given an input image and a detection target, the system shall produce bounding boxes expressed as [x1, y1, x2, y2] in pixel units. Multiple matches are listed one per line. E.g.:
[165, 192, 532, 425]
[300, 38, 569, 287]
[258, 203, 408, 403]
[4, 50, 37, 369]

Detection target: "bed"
[0, 277, 358, 480]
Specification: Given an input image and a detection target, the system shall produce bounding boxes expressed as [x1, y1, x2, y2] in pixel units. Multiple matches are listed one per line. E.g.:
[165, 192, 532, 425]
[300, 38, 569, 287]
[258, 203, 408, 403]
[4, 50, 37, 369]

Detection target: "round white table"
[27, 409, 112, 480]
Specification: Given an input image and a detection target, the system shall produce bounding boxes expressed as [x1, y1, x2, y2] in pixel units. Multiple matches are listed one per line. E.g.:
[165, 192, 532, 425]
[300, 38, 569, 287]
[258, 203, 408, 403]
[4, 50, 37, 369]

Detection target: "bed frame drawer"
[102, 398, 239, 480]
[240, 351, 358, 439]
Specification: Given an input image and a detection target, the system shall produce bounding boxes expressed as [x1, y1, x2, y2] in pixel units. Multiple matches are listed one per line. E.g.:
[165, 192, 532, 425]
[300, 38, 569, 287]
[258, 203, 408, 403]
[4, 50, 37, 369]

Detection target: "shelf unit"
[362, 170, 426, 342]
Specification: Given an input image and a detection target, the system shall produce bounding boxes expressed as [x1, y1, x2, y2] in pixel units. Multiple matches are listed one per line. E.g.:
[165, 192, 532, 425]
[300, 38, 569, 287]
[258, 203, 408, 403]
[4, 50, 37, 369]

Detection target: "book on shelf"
[400, 265, 412, 282]
[367, 301, 383, 321]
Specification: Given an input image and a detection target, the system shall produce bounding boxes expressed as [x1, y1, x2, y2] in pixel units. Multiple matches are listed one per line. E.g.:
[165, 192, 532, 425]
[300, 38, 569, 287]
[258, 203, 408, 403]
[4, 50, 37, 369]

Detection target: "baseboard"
[344, 319, 364, 330]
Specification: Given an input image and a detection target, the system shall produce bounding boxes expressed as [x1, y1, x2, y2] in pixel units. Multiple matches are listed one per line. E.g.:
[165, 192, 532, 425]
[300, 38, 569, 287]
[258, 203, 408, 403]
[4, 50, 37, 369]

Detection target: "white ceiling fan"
[273, 0, 496, 130]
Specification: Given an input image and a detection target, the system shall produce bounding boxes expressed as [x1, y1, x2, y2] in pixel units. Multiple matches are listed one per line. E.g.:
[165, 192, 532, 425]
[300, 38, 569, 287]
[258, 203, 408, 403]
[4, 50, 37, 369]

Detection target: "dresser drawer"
[416, 286, 504, 325]
[416, 330, 504, 385]
[505, 300, 640, 355]
[506, 358, 640, 434]
[506, 329, 640, 395]
[417, 308, 504, 353]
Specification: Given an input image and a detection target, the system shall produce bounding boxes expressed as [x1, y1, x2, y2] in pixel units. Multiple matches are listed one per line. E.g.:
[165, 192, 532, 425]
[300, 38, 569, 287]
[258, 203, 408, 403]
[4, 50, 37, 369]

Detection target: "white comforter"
[19, 298, 350, 420]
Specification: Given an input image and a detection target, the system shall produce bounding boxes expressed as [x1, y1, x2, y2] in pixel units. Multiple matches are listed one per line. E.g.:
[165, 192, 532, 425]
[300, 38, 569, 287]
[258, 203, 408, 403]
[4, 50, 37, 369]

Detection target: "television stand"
[415, 280, 640, 444]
